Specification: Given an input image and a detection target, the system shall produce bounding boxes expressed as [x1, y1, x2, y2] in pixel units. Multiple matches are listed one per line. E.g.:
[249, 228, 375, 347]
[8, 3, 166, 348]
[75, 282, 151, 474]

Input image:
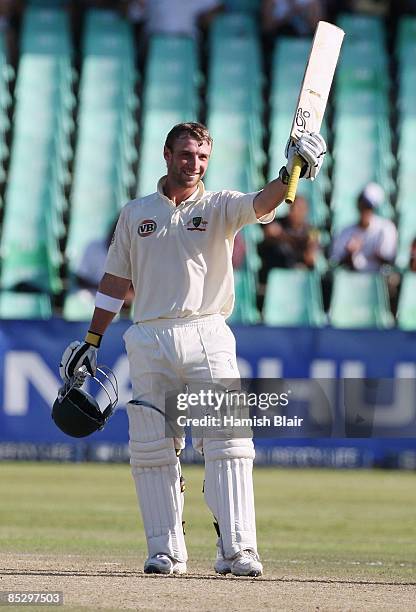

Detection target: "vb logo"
[138, 220, 157, 237]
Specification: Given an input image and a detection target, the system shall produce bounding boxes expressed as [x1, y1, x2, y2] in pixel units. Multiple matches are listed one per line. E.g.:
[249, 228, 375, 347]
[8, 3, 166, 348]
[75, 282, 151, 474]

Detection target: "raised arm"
[253, 177, 287, 219]
[254, 132, 327, 219]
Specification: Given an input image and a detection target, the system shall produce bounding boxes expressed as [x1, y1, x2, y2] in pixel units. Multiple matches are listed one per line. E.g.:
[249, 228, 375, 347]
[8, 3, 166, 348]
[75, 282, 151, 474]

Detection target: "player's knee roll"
[129, 438, 178, 468]
[203, 438, 255, 462]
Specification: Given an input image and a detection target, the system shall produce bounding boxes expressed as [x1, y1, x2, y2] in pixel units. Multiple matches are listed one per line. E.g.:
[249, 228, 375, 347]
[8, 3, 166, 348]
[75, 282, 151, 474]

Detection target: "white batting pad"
[131, 461, 187, 562]
[128, 404, 187, 563]
[203, 438, 257, 559]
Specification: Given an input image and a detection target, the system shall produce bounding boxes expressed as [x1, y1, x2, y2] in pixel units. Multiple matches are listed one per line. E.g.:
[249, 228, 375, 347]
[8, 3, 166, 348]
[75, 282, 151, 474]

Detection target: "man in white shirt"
[331, 183, 397, 271]
[59, 122, 326, 577]
[145, 0, 224, 39]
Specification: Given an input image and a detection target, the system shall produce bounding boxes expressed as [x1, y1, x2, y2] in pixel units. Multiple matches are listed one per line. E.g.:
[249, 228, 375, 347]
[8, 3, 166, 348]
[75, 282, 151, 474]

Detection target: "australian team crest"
[187, 216, 208, 232]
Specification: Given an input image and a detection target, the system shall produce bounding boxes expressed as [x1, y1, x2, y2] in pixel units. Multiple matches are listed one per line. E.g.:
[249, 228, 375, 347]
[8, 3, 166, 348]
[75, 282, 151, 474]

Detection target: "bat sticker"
[295, 108, 311, 130]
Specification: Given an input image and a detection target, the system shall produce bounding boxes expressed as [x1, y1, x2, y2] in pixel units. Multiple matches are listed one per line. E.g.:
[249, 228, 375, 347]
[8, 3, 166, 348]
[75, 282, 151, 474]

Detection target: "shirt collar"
[157, 176, 205, 205]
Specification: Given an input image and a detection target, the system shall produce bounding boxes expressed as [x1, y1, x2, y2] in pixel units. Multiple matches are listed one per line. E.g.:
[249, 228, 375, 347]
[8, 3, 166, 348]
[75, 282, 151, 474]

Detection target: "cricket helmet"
[52, 366, 118, 438]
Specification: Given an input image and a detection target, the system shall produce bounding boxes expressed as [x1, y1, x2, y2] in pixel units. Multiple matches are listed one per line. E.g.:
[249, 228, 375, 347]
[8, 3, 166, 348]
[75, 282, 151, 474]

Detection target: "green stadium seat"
[66, 182, 119, 273]
[21, 30, 72, 56]
[205, 112, 265, 192]
[396, 214, 416, 270]
[68, 10, 137, 272]
[396, 180, 415, 219]
[333, 15, 393, 219]
[0, 182, 63, 294]
[337, 13, 385, 44]
[228, 269, 260, 325]
[0, 235, 57, 293]
[138, 109, 196, 195]
[0, 291, 52, 319]
[263, 269, 326, 327]
[397, 16, 416, 70]
[397, 15, 416, 44]
[397, 272, 416, 330]
[205, 13, 266, 192]
[223, 0, 260, 14]
[0, 7, 74, 294]
[206, 16, 264, 195]
[397, 17, 416, 231]
[210, 13, 258, 41]
[82, 55, 135, 85]
[24, 6, 69, 31]
[63, 290, 96, 322]
[138, 35, 201, 195]
[85, 8, 129, 31]
[329, 270, 393, 329]
[337, 51, 388, 92]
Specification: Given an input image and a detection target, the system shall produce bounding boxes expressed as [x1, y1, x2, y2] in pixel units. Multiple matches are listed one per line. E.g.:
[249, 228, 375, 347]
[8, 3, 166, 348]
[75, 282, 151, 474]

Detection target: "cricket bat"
[285, 21, 345, 204]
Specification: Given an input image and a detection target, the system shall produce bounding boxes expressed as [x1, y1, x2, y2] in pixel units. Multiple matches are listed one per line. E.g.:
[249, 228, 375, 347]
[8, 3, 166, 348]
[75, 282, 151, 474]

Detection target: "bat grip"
[285, 155, 303, 204]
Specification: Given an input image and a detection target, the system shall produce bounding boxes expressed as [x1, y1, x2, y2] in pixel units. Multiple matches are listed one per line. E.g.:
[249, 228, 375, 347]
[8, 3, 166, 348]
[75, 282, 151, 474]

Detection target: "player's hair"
[164, 122, 213, 151]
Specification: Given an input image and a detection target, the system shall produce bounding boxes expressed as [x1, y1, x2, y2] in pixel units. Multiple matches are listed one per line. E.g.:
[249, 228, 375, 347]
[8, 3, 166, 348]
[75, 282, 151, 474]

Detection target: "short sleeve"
[378, 221, 397, 262]
[104, 207, 132, 280]
[223, 190, 275, 235]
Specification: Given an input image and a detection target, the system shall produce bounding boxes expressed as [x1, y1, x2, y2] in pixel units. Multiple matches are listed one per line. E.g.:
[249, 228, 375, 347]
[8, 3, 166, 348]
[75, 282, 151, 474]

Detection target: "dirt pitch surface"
[1, 554, 416, 612]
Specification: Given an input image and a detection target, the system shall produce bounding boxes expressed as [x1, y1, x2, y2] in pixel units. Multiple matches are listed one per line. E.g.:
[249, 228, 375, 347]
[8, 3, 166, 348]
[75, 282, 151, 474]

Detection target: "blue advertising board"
[0, 319, 415, 467]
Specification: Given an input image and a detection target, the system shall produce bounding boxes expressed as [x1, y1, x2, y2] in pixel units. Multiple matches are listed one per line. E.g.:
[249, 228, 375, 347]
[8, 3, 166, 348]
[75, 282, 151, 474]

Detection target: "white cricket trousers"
[123, 314, 258, 563]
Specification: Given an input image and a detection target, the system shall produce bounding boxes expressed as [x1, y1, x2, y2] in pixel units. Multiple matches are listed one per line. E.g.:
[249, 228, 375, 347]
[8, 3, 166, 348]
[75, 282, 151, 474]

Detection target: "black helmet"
[52, 366, 118, 438]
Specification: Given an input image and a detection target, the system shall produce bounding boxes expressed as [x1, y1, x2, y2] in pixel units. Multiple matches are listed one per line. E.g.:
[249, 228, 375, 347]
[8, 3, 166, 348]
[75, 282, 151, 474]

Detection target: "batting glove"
[285, 132, 327, 181]
[59, 330, 102, 382]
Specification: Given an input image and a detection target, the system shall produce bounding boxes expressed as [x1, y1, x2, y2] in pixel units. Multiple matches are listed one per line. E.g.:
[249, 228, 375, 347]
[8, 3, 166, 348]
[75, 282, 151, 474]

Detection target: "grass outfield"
[1, 462, 415, 583]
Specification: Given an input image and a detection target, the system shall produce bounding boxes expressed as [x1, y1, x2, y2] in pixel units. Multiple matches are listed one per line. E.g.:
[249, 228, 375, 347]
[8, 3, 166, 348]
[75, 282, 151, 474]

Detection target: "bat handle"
[285, 155, 303, 204]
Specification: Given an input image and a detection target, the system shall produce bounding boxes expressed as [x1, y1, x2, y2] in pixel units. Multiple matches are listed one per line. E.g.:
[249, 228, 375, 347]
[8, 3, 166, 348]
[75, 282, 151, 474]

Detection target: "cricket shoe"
[144, 554, 187, 575]
[214, 542, 231, 575]
[231, 550, 263, 577]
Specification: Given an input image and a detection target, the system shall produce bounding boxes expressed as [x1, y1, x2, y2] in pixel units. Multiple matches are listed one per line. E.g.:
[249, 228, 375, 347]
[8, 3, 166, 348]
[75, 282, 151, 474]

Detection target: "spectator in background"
[121, 0, 146, 25]
[261, 0, 325, 38]
[144, 0, 224, 39]
[257, 195, 319, 307]
[120, 0, 146, 44]
[74, 220, 134, 315]
[330, 182, 397, 272]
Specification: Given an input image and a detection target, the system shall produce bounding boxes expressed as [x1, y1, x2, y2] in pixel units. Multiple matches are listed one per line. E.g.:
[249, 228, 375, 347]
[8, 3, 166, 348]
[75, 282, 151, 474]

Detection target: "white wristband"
[95, 291, 124, 313]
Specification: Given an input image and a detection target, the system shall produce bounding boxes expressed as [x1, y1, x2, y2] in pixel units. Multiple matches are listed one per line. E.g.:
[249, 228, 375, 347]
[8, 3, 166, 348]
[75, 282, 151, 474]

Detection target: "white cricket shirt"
[105, 178, 274, 322]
